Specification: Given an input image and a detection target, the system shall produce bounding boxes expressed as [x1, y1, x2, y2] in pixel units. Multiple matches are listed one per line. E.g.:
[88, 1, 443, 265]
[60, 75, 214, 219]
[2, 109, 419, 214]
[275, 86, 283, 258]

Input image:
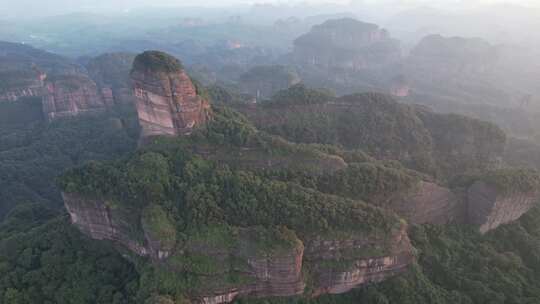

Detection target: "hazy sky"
[1, 0, 539, 18]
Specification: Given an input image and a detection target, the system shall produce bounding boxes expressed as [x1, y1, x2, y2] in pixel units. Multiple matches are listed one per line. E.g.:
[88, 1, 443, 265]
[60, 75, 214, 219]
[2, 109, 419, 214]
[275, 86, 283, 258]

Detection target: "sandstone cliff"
[63, 190, 413, 303]
[42, 74, 108, 121]
[0, 69, 46, 102]
[131, 51, 211, 140]
[468, 181, 539, 234]
[304, 225, 413, 296]
[388, 182, 460, 225]
[62, 193, 150, 256]
[86, 52, 136, 106]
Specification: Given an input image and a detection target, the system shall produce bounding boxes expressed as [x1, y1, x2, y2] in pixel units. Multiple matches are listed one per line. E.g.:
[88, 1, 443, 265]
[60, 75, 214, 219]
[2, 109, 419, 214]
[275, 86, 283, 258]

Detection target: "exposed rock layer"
[388, 182, 460, 225]
[305, 226, 413, 296]
[131, 67, 211, 140]
[63, 192, 413, 303]
[42, 75, 109, 121]
[468, 181, 539, 234]
[62, 193, 149, 256]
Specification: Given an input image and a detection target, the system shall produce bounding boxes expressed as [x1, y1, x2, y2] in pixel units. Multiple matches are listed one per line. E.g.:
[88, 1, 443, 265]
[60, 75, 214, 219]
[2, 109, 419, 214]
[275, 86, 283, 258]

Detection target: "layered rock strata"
[42, 75, 108, 121]
[131, 51, 211, 140]
[62, 193, 149, 256]
[388, 182, 460, 225]
[0, 69, 46, 102]
[468, 181, 539, 234]
[63, 192, 413, 303]
[305, 225, 413, 296]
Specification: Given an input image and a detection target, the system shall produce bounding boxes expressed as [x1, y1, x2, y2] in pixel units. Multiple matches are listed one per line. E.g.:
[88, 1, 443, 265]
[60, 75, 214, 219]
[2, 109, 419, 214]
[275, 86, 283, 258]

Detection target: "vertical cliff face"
[63, 190, 413, 303]
[0, 69, 46, 102]
[86, 52, 136, 106]
[131, 51, 211, 140]
[62, 193, 149, 256]
[388, 182, 461, 225]
[304, 225, 413, 296]
[42, 75, 109, 121]
[467, 181, 539, 234]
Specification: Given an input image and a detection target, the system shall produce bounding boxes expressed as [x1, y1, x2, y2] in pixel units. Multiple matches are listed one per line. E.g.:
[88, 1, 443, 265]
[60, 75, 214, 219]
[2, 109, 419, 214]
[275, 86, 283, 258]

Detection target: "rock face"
[131, 51, 211, 140]
[293, 18, 401, 70]
[195, 229, 306, 304]
[86, 52, 136, 106]
[467, 181, 539, 234]
[62, 193, 149, 256]
[388, 182, 461, 225]
[42, 75, 108, 121]
[305, 225, 413, 296]
[0, 69, 46, 102]
[63, 191, 413, 303]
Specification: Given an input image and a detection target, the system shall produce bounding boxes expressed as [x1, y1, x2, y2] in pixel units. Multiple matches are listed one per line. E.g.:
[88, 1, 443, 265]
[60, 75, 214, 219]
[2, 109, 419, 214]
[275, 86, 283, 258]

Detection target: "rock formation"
[468, 181, 539, 234]
[293, 18, 401, 70]
[131, 51, 211, 140]
[305, 225, 413, 296]
[62, 193, 150, 256]
[63, 190, 413, 303]
[388, 182, 460, 225]
[0, 69, 46, 102]
[42, 74, 108, 121]
[86, 52, 136, 106]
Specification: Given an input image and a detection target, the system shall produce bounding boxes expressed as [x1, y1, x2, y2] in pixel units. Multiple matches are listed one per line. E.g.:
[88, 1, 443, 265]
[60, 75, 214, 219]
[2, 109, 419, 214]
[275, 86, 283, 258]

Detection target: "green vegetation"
[132, 51, 184, 73]
[239, 65, 299, 84]
[86, 52, 136, 89]
[0, 107, 138, 220]
[480, 168, 540, 194]
[0, 70, 40, 92]
[0, 97, 43, 126]
[0, 204, 139, 304]
[263, 161, 423, 203]
[240, 91, 507, 179]
[417, 110, 506, 179]
[56, 105, 404, 300]
[267, 84, 335, 106]
[234, 206, 540, 304]
[243, 92, 437, 174]
[142, 205, 177, 251]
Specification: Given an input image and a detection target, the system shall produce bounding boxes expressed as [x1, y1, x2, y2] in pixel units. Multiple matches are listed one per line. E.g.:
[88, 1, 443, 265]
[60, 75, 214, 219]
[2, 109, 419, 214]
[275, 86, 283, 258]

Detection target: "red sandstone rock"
[131, 53, 211, 140]
[42, 75, 108, 121]
[305, 224, 413, 296]
[388, 181, 460, 225]
[468, 181, 539, 234]
[63, 191, 414, 304]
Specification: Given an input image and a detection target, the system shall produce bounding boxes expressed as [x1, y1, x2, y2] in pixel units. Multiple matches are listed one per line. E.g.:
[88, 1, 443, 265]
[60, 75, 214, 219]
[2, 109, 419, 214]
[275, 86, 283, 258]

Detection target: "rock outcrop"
[305, 225, 413, 296]
[86, 52, 136, 106]
[388, 182, 460, 225]
[62, 193, 149, 256]
[42, 74, 108, 121]
[0, 69, 46, 102]
[131, 51, 211, 140]
[63, 190, 413, 303]
[468, 181, 539, 234]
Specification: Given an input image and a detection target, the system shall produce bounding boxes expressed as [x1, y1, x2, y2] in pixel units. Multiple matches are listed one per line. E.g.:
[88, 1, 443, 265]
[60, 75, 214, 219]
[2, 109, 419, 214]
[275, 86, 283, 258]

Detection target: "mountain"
[292, 18, 401, 70]
[131, 51, 211, 141]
